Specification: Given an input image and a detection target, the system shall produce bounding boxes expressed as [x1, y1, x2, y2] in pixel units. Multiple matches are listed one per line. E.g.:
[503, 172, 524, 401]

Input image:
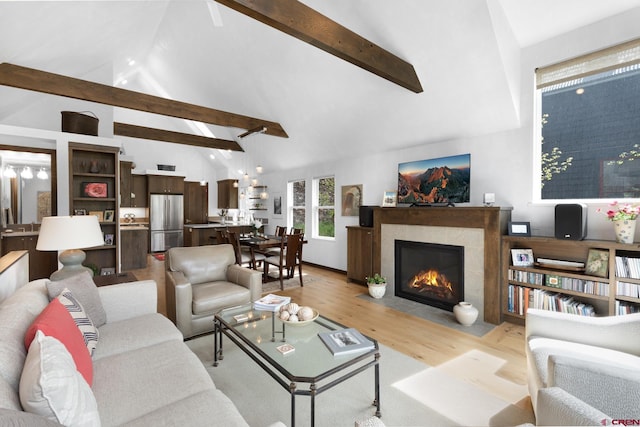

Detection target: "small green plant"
[366, 273, 386, 285]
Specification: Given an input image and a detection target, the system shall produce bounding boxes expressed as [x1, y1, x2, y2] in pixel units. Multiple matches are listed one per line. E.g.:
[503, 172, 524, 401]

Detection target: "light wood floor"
[132, 255, 530, 407]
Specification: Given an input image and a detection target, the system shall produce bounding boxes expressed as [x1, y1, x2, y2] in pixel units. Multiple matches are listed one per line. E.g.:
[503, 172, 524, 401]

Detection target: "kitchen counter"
[184, 223, 252, 246]
[120, 224, 149, 230]
[1, 231, 39, 238]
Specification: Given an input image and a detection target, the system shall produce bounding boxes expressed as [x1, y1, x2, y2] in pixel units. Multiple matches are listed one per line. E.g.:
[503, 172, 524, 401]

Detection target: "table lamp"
[36, 215, 105, 281]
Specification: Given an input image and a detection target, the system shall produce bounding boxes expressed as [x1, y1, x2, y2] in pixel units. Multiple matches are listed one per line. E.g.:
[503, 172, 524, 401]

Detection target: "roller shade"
[536, 38, 640, 89]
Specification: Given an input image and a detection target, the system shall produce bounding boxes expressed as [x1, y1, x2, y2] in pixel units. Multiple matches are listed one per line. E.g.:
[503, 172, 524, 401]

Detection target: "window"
[287, 179, 305, 232]
[537, 39, 640, 200]
[313, 176, 335, 239]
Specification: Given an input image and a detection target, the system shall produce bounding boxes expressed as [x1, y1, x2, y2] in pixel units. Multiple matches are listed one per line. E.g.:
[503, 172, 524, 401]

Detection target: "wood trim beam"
[0, 63, 288, 138]
[215, 0, 423, 93]
[114, 122, 244, 151]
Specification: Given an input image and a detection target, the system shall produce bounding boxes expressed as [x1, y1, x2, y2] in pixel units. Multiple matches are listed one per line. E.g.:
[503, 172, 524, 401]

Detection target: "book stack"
[507, 285, 596, 316]
[253, 294, 291, 312]
[318, 328, 375, 356]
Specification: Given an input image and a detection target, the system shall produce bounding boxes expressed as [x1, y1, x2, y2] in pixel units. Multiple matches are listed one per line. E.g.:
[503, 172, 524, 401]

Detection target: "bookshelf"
[68, 142, 119, 274]
[502, 236, 640, 325]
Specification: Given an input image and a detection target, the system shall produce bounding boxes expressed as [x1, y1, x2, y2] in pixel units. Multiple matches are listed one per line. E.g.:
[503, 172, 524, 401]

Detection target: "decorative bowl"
[280, 308, 319, 327]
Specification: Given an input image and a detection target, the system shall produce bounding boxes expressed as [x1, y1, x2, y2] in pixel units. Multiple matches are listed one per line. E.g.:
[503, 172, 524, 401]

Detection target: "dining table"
[239, 235, 307, 282]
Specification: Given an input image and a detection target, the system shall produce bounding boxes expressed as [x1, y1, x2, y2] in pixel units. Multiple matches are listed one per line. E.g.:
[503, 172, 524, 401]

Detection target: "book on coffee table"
[318, 328, 374, 356]
[253, 294, 291, 312]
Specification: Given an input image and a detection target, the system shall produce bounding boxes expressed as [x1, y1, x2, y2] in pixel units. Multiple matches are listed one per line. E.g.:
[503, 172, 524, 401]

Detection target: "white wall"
[257, 11, 640, 270]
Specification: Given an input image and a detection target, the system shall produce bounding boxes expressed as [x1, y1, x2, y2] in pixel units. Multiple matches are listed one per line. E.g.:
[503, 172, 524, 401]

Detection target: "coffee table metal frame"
[213, 304, 381, 427]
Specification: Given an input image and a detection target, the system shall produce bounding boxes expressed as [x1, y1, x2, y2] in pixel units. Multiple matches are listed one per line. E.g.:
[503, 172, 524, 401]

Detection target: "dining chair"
[263, 233, 304, 290]
[227, 230, 265, 270]
[262, 225, 288, 257]
[215, 229, 229, 244]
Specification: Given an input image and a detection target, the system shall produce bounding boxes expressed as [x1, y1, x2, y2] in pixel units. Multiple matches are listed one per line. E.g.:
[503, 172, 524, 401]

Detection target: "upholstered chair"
[165, 244, 262, 339]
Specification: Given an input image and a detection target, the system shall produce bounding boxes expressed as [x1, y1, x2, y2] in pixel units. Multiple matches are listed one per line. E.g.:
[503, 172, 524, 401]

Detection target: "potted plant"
[366, 273, 387, 299]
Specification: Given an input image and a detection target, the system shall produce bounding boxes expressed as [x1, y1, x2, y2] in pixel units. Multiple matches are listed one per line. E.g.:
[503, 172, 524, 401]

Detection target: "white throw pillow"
[20, 331, 101, 427]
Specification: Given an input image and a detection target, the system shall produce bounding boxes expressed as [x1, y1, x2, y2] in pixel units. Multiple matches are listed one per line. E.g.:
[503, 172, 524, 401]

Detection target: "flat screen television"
[397, 154, 470, 205]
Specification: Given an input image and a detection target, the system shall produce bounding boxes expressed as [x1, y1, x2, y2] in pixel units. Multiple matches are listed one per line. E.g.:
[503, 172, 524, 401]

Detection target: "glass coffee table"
[214, 304, 381, 427]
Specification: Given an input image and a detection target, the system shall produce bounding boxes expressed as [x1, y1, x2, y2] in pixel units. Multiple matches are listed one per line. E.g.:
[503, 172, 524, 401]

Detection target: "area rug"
[261, 272, 316, 294]
[186, 334, 535, 427]
[357, 292, 495, 338]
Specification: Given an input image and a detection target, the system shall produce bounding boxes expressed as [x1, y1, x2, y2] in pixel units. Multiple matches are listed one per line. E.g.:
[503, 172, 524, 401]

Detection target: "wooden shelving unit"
[502, 236, 640, 325]
[69, 142, 120, 274]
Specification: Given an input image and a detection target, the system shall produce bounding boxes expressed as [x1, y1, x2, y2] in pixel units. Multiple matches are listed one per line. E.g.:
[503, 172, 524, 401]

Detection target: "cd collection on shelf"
[508, 268, 609, 296]
[507, 285, 596, 316]
[616, 255, 640, 279]
[615, 300, 640, 315]
[617, 281, 640, 298]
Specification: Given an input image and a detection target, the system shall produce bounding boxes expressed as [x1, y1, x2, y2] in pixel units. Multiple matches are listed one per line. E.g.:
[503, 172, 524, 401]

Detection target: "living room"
[1, 2, 640, 426]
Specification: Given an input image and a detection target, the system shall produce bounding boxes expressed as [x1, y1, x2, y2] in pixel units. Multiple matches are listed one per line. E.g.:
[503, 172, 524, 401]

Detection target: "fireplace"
[394, 239, 464, 312]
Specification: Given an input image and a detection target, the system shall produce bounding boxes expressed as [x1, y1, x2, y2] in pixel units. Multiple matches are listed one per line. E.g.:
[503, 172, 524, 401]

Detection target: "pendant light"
[37, 168, 49, 180]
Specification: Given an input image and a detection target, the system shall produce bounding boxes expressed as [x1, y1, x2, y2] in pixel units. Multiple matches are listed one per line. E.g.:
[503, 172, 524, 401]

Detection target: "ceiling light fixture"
[3, 166, 16, 178]
[37, 168, 48, 180]
[20, 167, 33, 179]
[256, 165, 263, 174]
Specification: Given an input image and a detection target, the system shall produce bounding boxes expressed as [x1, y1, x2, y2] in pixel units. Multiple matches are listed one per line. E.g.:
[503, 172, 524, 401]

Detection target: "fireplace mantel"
[372, 206, 511, 324]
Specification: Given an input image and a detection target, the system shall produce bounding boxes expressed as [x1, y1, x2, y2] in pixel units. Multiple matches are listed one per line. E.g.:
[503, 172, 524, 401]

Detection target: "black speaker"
[555, 203, 587, 240]
[359, 205, 376, 227]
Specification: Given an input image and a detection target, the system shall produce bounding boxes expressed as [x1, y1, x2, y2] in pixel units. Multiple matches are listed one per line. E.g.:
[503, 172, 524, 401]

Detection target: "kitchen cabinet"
[346, 226, 373, 284]
[120, 228, 148, 271]
[130, 175, 147, 207]
[119, 161, 133, 207]
[217, 179, 238, 209]
[184, 181, 208, 224]
[147, 175, 184, 194]
[69, 142, 119, 274]
[1, 233, 58, 281]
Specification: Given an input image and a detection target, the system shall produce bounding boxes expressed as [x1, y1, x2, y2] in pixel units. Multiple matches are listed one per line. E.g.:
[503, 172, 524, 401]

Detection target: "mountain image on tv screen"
[397, 154, 470, 204]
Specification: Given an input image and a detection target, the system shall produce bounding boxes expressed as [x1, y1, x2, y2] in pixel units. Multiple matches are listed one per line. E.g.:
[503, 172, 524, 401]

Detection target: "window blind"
[536, 38, 640, 89]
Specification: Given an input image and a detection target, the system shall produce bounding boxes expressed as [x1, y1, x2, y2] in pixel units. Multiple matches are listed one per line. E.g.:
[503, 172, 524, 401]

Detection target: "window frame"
[534, 38, 640, 204]
[312, 175, 335, 240]
[287, 179, 306, 233]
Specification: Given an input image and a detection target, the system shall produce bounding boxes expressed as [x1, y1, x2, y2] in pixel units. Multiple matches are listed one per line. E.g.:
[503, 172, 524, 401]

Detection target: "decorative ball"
[279, 310, 290, 321]
[288, 314, 299, 322]
[298, 306, 314, 321]
[285, 303, 299, 315]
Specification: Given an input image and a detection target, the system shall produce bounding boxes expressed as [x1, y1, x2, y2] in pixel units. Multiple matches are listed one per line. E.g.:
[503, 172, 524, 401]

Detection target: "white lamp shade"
[36, 216, 105, 251]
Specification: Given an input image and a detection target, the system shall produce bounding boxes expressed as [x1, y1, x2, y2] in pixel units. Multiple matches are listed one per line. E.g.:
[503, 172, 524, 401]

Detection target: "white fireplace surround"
[381, 224, 485, 320]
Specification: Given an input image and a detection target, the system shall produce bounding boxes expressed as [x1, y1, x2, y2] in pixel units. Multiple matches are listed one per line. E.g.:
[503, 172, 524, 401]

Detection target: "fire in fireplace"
[394, 240, 464, 311]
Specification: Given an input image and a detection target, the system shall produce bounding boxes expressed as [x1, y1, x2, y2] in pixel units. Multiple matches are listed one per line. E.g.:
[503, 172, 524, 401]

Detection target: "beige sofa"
[0, 254, 250, 426]
[165, 244, 262, 339]
[525, 308, 640, 425]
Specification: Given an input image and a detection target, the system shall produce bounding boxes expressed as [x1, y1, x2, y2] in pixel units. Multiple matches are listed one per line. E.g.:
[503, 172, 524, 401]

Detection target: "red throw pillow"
[24, 298, 93, 386]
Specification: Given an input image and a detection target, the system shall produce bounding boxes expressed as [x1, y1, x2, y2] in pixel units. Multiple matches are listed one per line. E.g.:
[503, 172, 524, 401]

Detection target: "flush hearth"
[394, 239, 464, 312]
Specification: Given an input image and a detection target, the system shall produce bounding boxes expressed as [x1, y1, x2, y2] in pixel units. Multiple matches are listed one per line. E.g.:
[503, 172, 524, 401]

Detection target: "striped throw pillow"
[57, 288, 99, 356]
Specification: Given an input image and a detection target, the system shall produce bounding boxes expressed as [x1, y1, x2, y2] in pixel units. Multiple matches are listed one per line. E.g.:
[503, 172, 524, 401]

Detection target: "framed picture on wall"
[341, 184, 362, 216]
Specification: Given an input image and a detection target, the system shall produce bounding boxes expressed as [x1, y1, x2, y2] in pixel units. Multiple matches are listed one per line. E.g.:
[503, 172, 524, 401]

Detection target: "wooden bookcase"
[68, 142, 119, 274]
[502, 236, 640, 325]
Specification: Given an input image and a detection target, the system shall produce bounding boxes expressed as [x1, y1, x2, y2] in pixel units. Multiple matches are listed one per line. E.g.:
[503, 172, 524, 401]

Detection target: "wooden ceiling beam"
[114, 122, 244, 151]
[214, 0, 423, 93]
[0, 63, 288, 138]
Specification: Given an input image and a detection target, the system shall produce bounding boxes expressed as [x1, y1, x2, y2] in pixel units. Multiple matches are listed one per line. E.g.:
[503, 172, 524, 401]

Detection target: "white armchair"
[525, 309, 640, 425]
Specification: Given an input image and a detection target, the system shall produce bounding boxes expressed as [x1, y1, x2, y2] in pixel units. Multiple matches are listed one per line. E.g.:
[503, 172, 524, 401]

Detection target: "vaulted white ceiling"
[1, 0, 640, 174]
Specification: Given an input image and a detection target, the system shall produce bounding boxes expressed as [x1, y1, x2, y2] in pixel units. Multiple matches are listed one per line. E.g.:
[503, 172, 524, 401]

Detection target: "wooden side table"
[93, 271, 138, 287]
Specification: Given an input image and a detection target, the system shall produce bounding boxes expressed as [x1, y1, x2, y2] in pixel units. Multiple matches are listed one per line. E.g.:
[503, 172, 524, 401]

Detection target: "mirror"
[0, 144, 57, 227]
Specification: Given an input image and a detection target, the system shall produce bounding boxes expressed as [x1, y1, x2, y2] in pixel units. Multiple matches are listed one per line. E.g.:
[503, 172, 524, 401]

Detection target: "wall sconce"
[20, 167, 33, 180]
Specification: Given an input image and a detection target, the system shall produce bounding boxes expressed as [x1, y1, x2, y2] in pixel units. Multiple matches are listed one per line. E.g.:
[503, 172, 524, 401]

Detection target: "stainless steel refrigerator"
[150, 194, 184, 252]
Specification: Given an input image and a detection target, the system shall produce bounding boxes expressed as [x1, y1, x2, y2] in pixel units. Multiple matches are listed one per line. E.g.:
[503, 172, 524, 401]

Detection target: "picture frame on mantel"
[382, 191, 397, 207]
